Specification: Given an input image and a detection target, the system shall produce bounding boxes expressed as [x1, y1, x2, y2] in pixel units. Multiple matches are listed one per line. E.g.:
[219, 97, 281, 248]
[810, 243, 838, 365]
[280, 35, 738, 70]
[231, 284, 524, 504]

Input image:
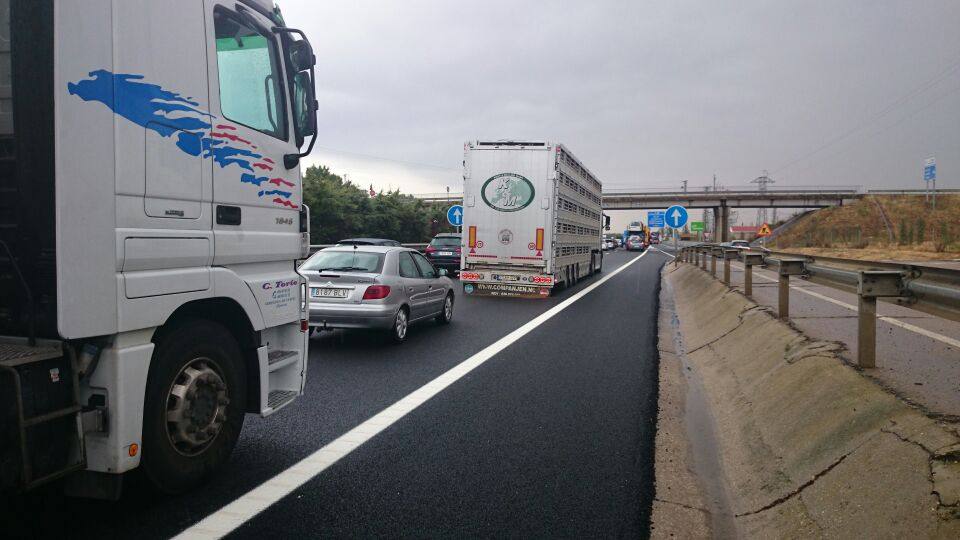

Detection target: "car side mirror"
[438, 269, 448, 277]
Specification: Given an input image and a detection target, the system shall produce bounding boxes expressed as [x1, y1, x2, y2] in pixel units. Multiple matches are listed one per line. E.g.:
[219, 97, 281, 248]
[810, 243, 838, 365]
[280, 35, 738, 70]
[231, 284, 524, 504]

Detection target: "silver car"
[299, 246, 455, 342]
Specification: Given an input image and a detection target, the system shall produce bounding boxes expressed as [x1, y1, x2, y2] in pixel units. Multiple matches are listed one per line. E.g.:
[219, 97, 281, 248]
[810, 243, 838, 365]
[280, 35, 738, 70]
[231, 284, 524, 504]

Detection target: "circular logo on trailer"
[476, 240, 485, 248]
[499, 229, 513, 245]
[464, 284, 474, 294]
[481, 173, 536, 212]
[527, 242, 536, 250]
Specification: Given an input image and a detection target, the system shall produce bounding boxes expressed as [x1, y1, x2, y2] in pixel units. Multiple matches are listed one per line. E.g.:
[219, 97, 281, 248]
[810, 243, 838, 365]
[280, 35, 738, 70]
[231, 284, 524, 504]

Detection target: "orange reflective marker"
[128, 443, 139, 457]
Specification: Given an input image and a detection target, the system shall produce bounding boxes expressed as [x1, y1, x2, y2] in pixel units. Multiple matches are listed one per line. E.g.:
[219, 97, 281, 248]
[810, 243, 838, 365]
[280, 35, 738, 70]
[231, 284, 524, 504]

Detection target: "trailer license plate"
[311, 287, 347, 298]
[493, 274, 518, 282]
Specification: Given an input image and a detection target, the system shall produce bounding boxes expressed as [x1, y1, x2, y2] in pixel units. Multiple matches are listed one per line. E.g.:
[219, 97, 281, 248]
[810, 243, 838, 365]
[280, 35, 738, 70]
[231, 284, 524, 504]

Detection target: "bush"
[898, 221, 908, 245]
[916, 220, 926, 244]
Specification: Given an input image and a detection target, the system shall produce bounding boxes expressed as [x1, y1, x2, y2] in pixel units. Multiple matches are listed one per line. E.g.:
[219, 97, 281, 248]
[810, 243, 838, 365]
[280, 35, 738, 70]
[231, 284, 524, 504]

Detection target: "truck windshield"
[301, 251, 384, 273]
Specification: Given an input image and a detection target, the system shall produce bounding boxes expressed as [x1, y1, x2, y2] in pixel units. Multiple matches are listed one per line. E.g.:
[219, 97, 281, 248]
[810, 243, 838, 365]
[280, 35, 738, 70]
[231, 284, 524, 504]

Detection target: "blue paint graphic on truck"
[67, 70, 298, 208]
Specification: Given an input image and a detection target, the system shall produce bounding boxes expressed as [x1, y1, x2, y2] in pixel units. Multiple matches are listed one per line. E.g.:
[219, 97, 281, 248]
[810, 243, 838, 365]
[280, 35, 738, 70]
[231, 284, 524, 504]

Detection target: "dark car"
[337, 237, 402, 247]
[424, 233, 461, 275]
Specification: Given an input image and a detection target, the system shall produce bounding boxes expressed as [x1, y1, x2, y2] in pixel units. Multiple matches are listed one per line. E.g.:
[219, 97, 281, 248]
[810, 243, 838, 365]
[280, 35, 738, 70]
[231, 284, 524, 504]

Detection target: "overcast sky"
[280, 0, 960, 227]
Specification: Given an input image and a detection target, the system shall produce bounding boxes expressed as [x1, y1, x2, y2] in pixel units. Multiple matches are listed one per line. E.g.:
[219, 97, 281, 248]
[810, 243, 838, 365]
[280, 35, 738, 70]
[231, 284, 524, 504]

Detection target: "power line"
[772, 53, 960, 175]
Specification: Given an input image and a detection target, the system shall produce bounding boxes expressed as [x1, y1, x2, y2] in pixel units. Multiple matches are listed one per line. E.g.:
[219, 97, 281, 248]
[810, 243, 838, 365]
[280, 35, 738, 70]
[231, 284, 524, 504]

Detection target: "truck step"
[266, 389, 297, 410]
[0, 341, 62, 367]
[0, 338, 85, 491]
[267, 349, 299, 372]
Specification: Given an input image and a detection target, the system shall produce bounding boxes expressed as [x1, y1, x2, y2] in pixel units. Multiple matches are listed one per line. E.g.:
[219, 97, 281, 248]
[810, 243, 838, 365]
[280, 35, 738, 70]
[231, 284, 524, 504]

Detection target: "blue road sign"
[665, 205, 688, 229]
[447, 205, 464, 227]
[647, 211, 665, 228]
[924, 158, 936, 182]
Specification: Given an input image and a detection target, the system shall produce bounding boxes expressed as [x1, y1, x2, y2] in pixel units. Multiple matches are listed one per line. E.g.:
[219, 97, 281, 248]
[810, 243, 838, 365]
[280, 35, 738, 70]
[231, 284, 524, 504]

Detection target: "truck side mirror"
[604, 215, 611, 231]
[293, 71, 317, 138]
[288, 39, 315, 71]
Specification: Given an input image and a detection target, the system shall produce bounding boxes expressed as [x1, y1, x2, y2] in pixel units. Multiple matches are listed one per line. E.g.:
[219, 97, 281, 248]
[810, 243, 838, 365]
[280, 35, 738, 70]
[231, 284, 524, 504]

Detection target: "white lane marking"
[650, 247, 675, 259]
[729, 262, 960, 349]
[175, 251, 652, 539]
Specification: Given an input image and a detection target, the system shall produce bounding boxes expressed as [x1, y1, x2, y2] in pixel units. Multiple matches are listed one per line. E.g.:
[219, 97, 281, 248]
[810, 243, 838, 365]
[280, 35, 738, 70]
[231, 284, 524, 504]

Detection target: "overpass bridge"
[414, 187, 863, 242]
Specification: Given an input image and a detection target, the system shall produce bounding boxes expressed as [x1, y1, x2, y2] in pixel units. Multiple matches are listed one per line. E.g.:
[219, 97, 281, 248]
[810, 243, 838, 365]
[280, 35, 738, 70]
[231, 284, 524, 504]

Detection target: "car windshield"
[430, 237, 460, 248]
[301, 250, 385, 273]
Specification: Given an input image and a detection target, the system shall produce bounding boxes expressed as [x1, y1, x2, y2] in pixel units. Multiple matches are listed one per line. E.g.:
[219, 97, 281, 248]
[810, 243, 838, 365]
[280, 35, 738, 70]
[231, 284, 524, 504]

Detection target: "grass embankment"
[768, 194, 960, 261]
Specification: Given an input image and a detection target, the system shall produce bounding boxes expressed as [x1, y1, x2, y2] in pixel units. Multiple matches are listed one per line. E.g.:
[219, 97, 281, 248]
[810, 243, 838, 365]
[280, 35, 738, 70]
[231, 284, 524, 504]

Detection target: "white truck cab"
[0, 0, 318, 497]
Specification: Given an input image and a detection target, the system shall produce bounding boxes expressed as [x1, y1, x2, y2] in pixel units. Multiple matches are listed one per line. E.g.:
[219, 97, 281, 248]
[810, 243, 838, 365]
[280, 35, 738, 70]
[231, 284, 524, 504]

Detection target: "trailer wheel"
[142, 320, 246, 494]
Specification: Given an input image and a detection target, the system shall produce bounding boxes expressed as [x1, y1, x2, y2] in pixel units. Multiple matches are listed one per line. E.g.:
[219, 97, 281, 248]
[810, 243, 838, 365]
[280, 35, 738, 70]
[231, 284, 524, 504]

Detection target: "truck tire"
[142, 320, 246, 494]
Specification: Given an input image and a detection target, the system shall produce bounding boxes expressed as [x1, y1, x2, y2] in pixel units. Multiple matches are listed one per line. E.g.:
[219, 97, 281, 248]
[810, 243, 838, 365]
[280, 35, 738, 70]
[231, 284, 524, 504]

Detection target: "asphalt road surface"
[9, 249, 668, 539]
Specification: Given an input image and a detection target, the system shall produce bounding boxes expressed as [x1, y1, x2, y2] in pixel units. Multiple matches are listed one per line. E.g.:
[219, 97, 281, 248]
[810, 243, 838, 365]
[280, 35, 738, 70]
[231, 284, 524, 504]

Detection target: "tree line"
[302, 164, 457, 244]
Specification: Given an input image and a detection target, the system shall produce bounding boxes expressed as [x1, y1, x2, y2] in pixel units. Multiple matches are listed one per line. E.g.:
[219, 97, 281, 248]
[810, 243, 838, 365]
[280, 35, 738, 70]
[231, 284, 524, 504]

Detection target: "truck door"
[203, 2, 302, 264]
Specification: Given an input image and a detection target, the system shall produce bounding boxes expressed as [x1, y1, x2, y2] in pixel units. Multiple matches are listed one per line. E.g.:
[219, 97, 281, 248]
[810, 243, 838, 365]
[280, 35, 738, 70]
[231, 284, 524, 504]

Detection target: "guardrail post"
[742, 252, 764, 297]
[722, 249, 737, 284]
[776, 259, 806, 319]
[856, 271, 904, 369]
[710, 248, 718, 277]
[700, 248, 707, 270]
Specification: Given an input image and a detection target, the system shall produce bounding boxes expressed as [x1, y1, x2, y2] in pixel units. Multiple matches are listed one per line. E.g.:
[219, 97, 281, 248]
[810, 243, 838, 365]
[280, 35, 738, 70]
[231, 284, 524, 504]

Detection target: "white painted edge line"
[174, 251, 652, 540]
[650, 247, 675, 259]
[729, 262, 960, 349]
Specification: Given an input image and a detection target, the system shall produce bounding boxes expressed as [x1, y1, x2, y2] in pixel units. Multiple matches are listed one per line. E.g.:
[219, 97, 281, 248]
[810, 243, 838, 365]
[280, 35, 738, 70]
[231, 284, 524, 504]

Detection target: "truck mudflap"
[463, 282, 551, 298]
[460, 270, 554, 299]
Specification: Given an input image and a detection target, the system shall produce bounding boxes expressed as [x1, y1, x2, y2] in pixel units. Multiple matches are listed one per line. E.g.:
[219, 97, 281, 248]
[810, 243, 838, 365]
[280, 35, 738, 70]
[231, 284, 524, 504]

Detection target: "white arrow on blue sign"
[447, 205, 464, 227]
[665, 205, 688, 229]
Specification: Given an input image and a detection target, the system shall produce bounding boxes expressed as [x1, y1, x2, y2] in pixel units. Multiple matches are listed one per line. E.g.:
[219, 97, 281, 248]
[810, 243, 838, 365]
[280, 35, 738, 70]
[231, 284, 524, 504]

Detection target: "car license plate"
[438, 251, 454, 256]
[311, 287, 347, 298]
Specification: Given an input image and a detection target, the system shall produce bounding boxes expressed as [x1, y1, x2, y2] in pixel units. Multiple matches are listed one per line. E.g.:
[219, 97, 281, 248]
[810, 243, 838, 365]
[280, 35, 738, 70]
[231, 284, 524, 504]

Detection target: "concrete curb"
[653, 263, 960, 538]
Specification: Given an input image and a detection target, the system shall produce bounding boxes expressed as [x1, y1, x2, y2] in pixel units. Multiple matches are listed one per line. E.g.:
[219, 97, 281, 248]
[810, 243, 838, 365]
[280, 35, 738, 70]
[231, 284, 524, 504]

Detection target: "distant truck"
[623, 221, 649, 246]
[460, 141, 608, 298]
[1, 0, 317, 498]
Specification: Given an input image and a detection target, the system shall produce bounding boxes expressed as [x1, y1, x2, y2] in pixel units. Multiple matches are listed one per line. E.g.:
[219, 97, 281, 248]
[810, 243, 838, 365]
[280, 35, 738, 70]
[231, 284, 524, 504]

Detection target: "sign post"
[665, 205, 689, 263]
[923, 157, 936, 210]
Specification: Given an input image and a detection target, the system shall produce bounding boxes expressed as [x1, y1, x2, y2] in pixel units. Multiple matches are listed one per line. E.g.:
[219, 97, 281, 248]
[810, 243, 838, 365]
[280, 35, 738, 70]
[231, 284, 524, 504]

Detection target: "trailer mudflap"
[463, 282, 551, 298]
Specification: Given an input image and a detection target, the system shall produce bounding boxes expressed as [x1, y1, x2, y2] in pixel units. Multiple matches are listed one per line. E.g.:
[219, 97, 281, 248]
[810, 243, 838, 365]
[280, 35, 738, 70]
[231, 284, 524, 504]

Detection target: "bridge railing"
[674, 243, 960, 369]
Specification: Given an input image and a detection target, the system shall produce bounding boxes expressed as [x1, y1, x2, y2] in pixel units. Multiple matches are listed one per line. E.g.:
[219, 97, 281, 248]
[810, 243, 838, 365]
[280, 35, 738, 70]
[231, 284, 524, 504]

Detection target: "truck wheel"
[142, 320, 246, 494]
[436, 293, 454, 325]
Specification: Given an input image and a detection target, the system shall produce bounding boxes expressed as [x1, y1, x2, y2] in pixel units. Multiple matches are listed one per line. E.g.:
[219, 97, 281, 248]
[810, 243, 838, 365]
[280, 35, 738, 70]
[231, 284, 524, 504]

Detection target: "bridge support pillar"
[719, 205, 730, 243]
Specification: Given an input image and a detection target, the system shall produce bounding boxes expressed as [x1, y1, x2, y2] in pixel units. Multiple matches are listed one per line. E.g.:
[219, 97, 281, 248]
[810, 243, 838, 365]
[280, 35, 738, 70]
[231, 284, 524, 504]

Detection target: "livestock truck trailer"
[1, 0, 318, 499]
[460, 141, 609, 298]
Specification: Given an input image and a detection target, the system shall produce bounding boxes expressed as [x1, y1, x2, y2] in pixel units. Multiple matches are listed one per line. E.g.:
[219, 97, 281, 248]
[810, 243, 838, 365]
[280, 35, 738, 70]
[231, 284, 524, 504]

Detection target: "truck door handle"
[216, 205, 241, 225]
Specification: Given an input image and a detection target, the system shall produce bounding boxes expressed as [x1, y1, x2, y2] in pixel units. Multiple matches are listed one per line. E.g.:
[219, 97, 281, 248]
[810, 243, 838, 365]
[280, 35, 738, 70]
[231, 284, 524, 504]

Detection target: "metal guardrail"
[308, 243, 428, 255]
[675, 243, 960, 369]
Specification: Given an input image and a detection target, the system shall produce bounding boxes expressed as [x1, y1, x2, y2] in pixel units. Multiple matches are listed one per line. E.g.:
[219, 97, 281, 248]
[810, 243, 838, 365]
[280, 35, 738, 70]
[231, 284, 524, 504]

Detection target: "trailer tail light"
[362, 285, 391, 300]
[535, 228, 544, 251]
[468, 226, 477, 248]
[300, 319, 309, 332]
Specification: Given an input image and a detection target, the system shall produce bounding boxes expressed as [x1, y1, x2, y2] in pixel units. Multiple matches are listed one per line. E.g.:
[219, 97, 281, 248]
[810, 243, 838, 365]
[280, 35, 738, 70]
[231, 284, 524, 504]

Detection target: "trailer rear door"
[463, 143, 554, 268]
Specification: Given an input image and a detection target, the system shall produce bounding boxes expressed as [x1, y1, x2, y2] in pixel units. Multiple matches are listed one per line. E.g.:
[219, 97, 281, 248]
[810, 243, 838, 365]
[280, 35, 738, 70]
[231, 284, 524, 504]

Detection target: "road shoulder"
[654, 262, 960, 537]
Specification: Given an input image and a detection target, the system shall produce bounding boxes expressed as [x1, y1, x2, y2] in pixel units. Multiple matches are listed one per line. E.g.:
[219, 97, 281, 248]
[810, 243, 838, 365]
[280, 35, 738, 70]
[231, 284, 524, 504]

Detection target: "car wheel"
[391, 307, 409, 343]
[436, 293, 454, 324]
[142, 320, 246, 494]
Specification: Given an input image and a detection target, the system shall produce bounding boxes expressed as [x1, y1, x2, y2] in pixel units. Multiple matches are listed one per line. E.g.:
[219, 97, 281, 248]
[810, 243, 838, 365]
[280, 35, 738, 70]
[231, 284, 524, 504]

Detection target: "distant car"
[337, 237, 402, 247]
[605, 240, 617, 250]
[425, 233, 461, 275]
[300, 246, 455, 343]
[649, 231, 661, 245]
[625, 235, 645, 251]
[614, 239, 622, 247]
[730, 240, 750, 249]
